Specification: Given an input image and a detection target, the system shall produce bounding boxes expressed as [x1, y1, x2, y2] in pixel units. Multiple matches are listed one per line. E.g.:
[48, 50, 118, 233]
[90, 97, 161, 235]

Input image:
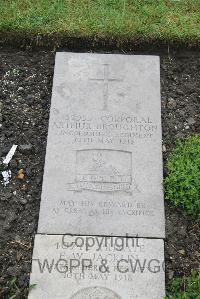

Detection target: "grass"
[164, 135, 200, 220]
[0, 0, 199, 46]
[166, 270, 200, 299]
[7, 277, 36, 299]
[7, 277, 20, 299]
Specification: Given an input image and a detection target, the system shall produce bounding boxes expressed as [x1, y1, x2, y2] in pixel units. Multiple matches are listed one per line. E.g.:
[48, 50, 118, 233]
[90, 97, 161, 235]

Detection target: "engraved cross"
[89, 64, 123, 110]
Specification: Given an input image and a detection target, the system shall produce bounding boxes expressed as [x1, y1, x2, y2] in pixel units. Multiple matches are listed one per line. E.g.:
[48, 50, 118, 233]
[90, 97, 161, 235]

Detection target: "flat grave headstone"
[38, 52, 165, 238]
[28, 234, 165, 299]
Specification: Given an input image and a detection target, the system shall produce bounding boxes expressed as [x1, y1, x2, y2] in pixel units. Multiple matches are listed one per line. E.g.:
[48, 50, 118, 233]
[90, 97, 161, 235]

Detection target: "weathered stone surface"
[29, 234, 165, 299]
[38, 53, 165, 237]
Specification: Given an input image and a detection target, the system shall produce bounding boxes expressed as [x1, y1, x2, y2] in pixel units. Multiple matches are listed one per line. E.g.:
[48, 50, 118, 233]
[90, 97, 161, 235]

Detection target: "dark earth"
[0, 48, 199, 298]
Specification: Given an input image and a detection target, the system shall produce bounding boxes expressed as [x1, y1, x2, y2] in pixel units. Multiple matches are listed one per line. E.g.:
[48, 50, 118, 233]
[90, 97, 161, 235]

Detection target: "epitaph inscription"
[38, 53, 165, 237]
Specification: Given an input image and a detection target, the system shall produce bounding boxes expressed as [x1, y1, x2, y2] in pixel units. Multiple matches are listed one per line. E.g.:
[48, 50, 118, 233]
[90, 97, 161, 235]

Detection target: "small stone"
[187, 117, 196, 125]
[19, 144, 33, 153]
[0, 196, 6, 201]
[195, 251, 200, 257]
[162, 145, 167, 152]
[21, 198, 27, 205]
[18, 87, 24, 91]
[178, 249, 185, 255]
[168, 270, 174, 280]
[15, 235, 21, 242]
[21, 184, 28, 190]
[179, 109, 185, 117]
[185, 125, 190, 130]
[176, 89, 184, 95]
[167, 98, 176, 109]
[161, 64, 167, 71]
